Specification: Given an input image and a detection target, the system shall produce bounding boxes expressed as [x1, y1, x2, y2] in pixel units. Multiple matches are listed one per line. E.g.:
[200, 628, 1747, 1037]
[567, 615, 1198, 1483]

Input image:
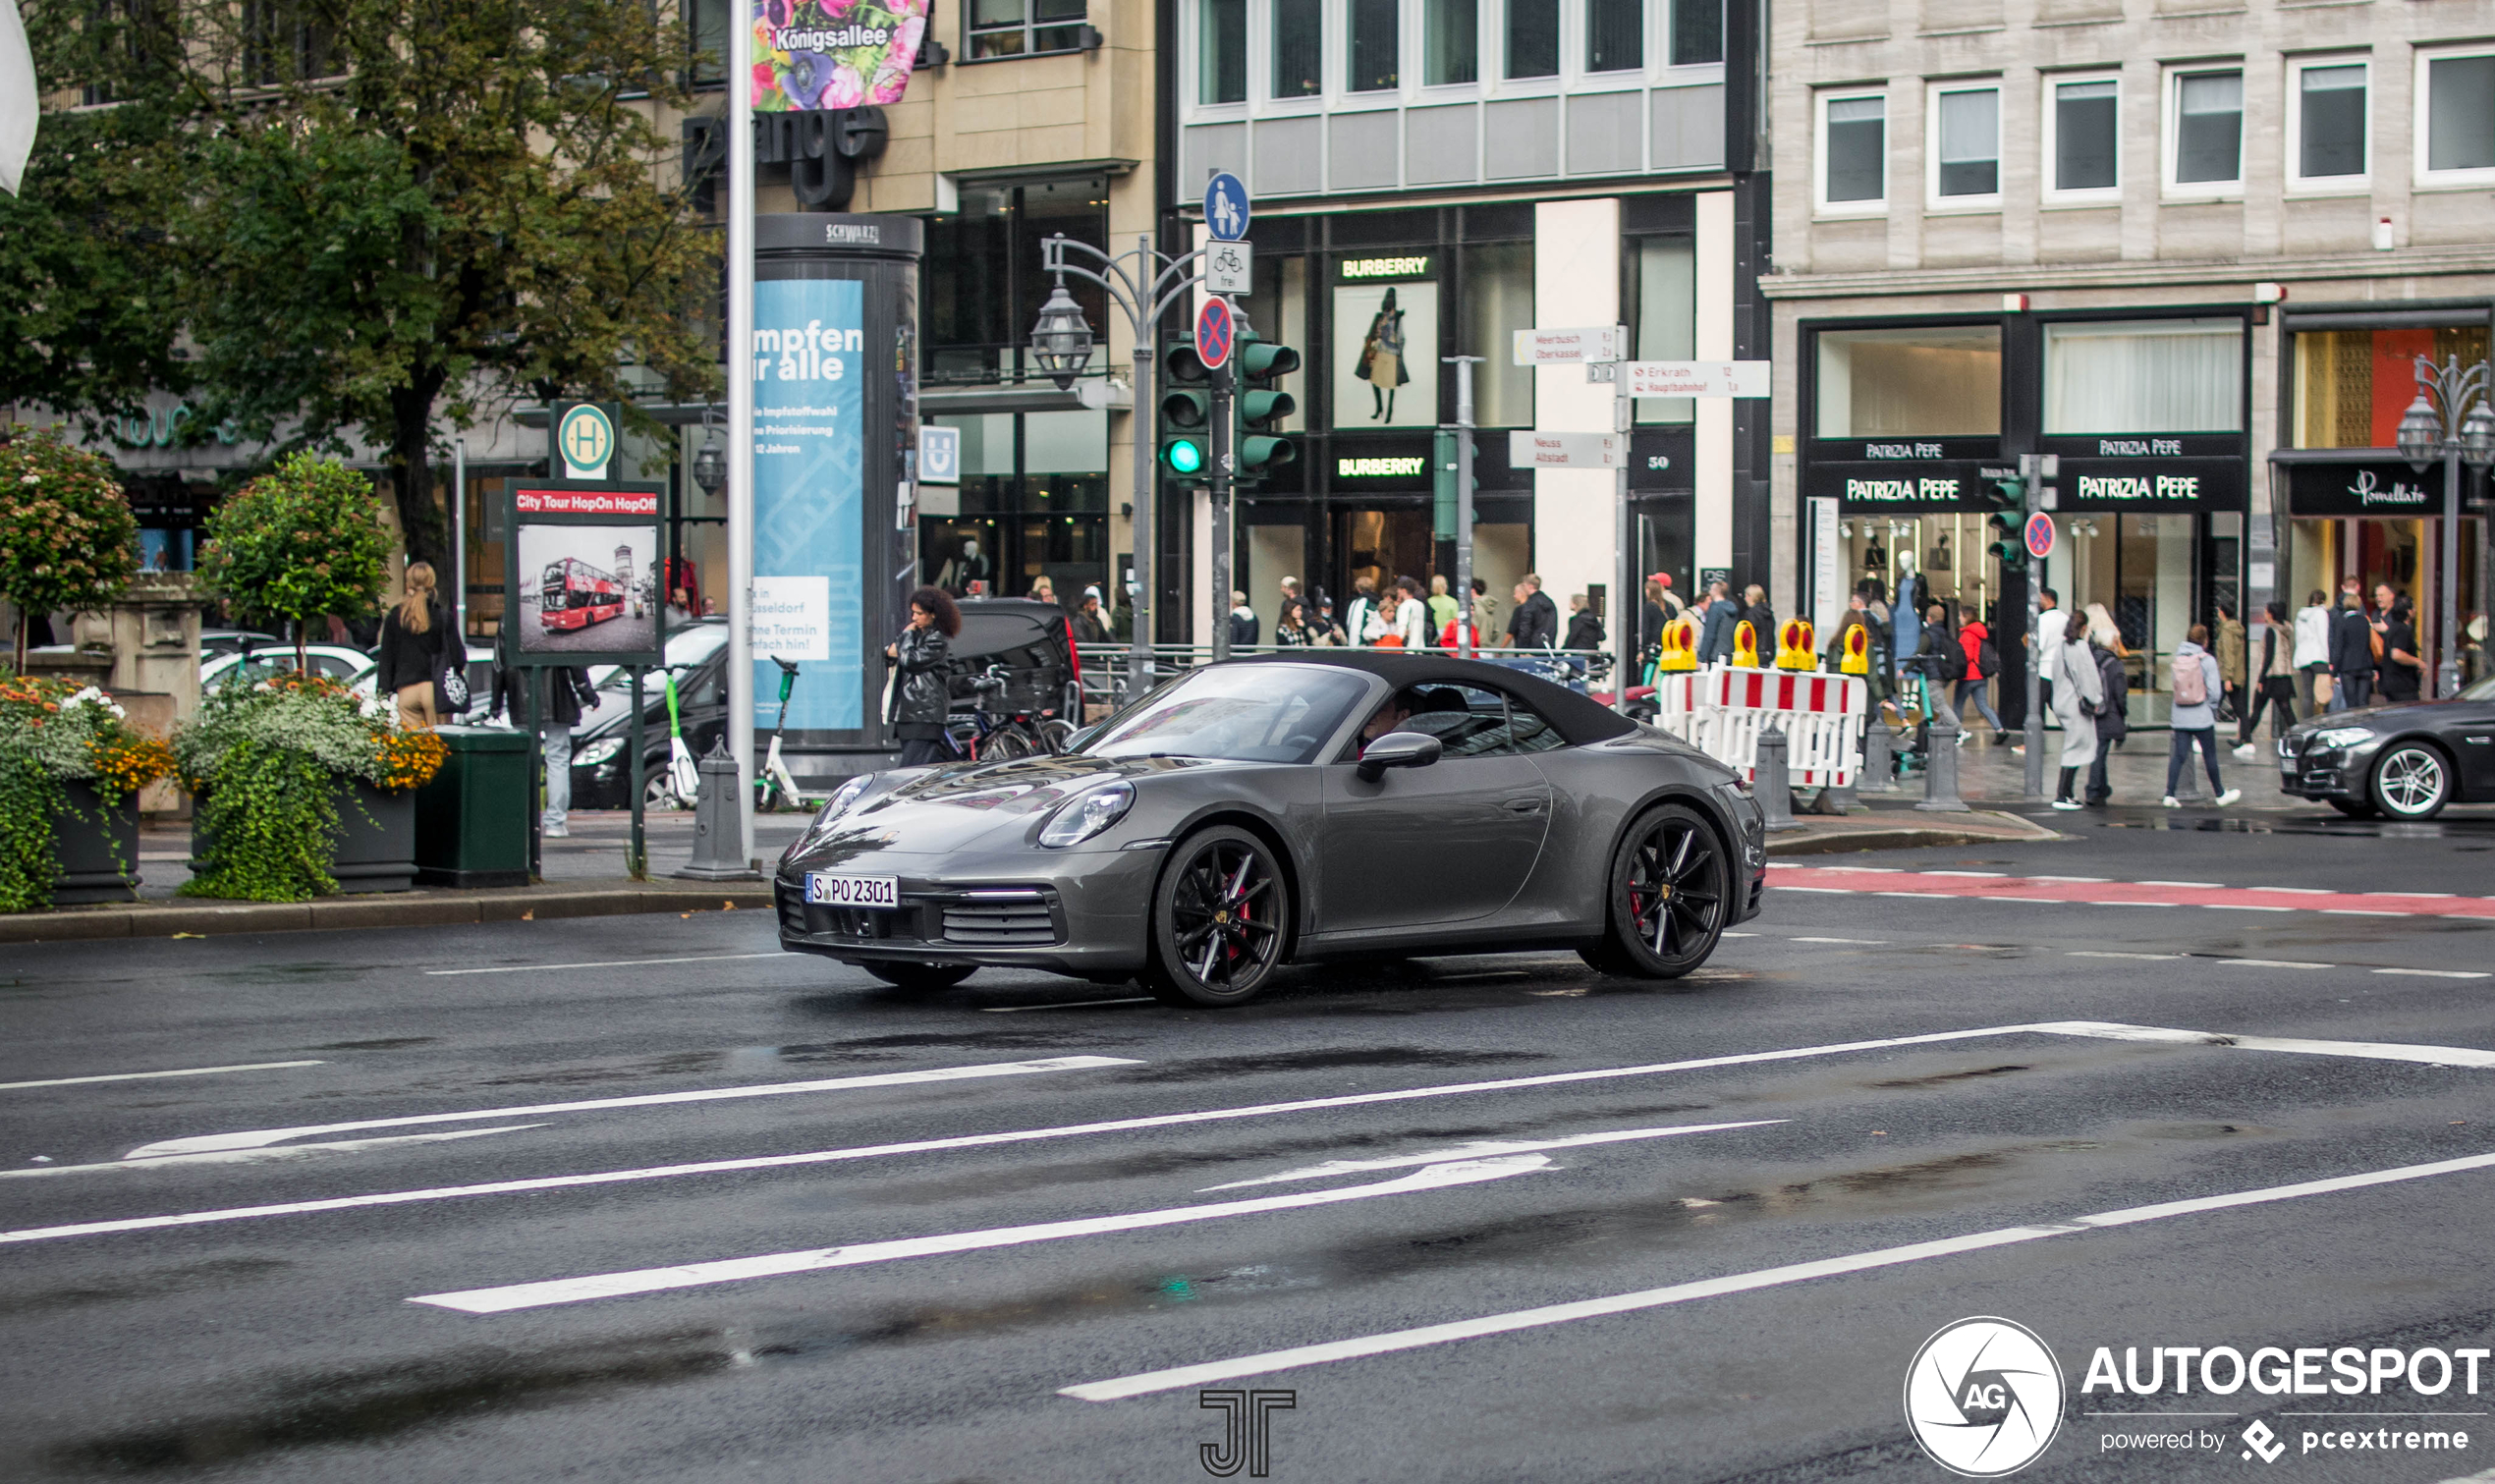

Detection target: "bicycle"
[946, 663, 1071, 762]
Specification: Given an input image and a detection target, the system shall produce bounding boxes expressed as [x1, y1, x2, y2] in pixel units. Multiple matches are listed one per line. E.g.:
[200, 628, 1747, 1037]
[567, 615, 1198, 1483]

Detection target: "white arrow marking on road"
[1195, 1120, 1784, 1190]
[1062, 1148, 2495, 1402]
[409, 1155, 1556, 1314]
[119, 1057, 1143, 1159]
[0, 1126, 546, 1179]
[0, 1060, 323, 1091]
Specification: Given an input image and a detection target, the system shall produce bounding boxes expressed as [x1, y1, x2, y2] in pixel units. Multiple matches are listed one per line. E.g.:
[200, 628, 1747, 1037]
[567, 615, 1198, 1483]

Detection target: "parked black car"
[2276, 672, 2495, 819]
[943, 598, 1081, 716]
[568, 621, 733, 810]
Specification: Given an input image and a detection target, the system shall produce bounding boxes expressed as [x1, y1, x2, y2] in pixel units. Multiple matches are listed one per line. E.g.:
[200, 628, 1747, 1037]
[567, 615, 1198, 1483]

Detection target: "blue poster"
[751, 277, 865, 730]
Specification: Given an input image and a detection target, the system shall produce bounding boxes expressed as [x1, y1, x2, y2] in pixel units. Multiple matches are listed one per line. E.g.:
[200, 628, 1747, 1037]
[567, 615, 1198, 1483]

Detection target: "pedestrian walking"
[2163, 624, 2240, 806]
[1426, 575, 1459, 641]
[2215, 599, 2248, 724]
[886, 585, 960, 767]
[1228, 591, 1260, 650]
[487, 629, 598, 835]
[1274, 597, 1313, 647]
[1739, 584, 1777, 657]
[1307, 589, 1344, 646]
[1027, 575, 1056, 604]
[1071, 585, 1110, 644]
[2048, 608, 2103, 809]
[1563, 593, 1604, 653]
[1469, 577, 1496, 652]
[1346, 577, 1382, 648]
[2235, 600, 2300, 759]
[1954, 615, 2004, 738]
[375, 561, 452, 731]
[2293, 588, 2334, 714]
[2085, 621, 2129, 805]
[1506, 576, 1560, 649]
[1695, 578, 1737, 664]
[2329, 585, 2376, 710]
[2373, 585, 2426, 702]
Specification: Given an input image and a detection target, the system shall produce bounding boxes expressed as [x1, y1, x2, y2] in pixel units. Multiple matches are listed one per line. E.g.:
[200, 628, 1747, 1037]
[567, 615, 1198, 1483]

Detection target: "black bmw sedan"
[2275, 672, 2495, 819]
[774, 652, 1769, 1007]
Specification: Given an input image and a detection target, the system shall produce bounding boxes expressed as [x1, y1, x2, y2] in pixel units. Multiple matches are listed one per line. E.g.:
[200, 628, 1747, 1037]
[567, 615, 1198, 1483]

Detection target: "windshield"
[1081, 664, 1369, 764]
[2461, 673, 2495, 702]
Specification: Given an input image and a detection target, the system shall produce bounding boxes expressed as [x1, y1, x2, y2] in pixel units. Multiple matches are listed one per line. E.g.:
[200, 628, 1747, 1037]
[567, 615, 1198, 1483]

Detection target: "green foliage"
[0, 429, 142, 658]
[0, 749, 70, 913]
[182, 738, 341, 902]
[0, 678, 175, 912]
[194, 453, 391, 636]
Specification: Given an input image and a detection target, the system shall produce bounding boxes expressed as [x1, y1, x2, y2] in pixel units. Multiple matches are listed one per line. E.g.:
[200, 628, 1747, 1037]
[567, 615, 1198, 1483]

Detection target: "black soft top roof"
[1229, 651, 1636, 745]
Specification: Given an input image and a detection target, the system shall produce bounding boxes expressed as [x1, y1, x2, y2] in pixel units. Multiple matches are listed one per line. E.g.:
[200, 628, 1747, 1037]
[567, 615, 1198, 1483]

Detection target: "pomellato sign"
[2283, 459, 2478, 518]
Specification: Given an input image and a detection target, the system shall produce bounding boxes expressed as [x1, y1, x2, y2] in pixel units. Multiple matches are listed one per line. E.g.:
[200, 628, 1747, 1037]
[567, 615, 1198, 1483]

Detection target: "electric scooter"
[663, 674, 699, 804]
[756, 656, 814, 812]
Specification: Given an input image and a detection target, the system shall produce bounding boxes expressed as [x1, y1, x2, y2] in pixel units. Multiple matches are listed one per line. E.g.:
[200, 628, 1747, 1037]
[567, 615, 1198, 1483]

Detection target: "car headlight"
[572, 737, 624, 767]
[2310, 726, 2374, 750]
[1039, 780, 1135, 848]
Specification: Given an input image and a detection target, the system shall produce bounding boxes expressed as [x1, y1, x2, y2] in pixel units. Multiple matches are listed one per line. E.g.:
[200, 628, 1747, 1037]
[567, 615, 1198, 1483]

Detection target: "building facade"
[1767, 0, 2495, 723]
[1162, 0, 1772, 643]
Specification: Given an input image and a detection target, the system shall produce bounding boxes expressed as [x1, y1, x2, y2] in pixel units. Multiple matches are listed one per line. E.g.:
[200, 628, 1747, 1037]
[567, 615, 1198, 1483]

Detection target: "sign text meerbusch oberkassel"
[750, 0, 927, 111]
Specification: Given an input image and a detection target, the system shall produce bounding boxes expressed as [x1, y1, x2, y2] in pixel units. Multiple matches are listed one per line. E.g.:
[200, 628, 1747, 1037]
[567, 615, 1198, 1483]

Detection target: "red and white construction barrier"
[1651, 665, 1866, 788]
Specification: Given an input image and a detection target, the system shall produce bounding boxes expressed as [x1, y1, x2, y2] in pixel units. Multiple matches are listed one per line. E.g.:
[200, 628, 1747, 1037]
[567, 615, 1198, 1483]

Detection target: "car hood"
[793, 752, 1221, 863]
[2288, 698, 2480, 741]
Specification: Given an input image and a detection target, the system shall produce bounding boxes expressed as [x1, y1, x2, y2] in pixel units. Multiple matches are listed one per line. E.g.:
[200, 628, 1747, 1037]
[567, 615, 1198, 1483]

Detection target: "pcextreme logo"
[1905, 1318, 2067, 1477]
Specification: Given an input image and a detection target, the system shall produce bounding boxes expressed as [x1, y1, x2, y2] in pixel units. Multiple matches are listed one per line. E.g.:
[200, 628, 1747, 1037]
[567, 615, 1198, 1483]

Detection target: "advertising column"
[750, 213, 923, 770]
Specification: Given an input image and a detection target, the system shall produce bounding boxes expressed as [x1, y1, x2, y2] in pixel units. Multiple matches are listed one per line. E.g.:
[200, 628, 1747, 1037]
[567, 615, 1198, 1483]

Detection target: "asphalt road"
[4, 807, 2492, 1484]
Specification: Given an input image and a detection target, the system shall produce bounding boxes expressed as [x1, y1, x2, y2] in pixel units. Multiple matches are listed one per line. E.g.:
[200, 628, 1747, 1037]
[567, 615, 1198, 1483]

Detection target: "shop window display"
[2043, 319, 2242, 434]
[1814, 326, 2001, 438]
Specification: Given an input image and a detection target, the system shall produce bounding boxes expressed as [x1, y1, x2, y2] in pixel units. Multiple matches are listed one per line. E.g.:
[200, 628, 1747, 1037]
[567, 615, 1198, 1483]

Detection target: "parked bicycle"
[947, 663, 1074, 762]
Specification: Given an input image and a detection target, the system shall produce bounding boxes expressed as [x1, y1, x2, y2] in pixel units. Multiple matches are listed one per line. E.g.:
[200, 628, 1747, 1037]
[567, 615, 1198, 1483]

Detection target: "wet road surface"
[2, 811, 2491, 1483]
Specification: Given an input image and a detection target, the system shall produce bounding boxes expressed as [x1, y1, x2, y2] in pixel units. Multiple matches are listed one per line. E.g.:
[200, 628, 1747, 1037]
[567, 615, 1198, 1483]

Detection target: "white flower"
[359, 692, 393, 722]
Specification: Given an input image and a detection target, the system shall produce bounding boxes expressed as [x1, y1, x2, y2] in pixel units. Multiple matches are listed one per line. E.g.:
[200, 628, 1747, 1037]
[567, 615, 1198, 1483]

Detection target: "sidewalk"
[1883, 721, 2294, 807]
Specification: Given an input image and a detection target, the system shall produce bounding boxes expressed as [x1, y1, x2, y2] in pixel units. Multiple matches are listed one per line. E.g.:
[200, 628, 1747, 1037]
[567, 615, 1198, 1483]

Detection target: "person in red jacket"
[1954, 617, 2004, 738]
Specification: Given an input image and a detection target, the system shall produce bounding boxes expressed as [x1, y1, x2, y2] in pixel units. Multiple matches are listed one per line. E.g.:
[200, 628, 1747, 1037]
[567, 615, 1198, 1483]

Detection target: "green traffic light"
[1166, 439, 1205, 474]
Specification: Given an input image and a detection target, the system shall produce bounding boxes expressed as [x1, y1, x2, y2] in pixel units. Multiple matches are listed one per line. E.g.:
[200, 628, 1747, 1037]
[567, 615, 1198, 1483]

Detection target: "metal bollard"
[1917, 713, 1970, 812]
[674, 739, 762, 880]
[1859, 718, 1897, 793]
[1754, 724, 1803, 832]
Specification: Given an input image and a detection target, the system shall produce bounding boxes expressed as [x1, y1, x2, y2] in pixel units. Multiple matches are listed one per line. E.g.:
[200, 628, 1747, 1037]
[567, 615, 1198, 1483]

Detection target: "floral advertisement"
[751, 0, 927, 111]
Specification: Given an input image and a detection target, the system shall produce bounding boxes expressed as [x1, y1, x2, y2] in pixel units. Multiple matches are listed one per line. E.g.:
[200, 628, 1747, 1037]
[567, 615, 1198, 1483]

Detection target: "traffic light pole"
[1208, 364, 1235, 662]
[1449, 356, 1481, 655]
[2021, 453, 2047, 801]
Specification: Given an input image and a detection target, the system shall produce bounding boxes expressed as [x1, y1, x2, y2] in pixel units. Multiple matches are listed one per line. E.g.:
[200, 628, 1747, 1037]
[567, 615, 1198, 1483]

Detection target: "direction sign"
[1195, 296, 1235, 371]
[1203, 172, 1250, 242]
[2024, 512, 2056, 560]
[1507, 430, 1628, 470]
[1205, 238, 1252, 296]
[1513, 326, 1624, 365]
[1623, 360, 1773, 399]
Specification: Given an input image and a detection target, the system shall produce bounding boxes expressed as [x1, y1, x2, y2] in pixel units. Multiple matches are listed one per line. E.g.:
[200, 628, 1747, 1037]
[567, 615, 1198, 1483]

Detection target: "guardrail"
[1069, 643, 1621, 716]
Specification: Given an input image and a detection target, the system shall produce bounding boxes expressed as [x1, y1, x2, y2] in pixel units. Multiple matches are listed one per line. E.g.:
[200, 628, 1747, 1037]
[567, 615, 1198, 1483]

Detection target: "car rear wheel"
[1580, 803, 1727, 979]
[861, 962, 976, 991]
[2325, 797, 2378, 819]
[1141, 826, 1289, 1008]
[2371, 742, 2453, 820]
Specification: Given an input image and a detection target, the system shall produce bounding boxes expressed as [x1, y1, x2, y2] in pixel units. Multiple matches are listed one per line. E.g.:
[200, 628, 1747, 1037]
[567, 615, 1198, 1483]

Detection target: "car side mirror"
[1356, 730, 1442, 783]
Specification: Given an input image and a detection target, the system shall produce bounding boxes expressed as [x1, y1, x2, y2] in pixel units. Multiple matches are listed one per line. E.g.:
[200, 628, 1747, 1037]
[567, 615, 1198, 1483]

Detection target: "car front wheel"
[2371, 742, 2453, 820]
[1581, 802, 1727, 979]
[1141, 825, 1289, 1007]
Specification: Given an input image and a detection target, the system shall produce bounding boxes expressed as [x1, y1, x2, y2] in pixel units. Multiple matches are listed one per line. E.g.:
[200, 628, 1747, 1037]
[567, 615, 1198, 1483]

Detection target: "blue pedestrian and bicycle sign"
[1203, 172, 1250, 242]
[1196, 297, 1236, 371]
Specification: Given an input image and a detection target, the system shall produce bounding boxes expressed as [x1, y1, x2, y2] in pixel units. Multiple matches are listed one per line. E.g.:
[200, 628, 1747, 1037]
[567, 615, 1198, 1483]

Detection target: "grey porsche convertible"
[773, 652, 1768, 1007]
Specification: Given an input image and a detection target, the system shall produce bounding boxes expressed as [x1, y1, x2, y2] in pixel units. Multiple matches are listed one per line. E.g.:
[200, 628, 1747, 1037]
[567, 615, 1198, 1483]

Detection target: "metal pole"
[2443, 445, 2464, 698]
[1209, 360, 1234, 662]
[726, 32, 756, 869]
[628, 668, 646, 880]
[451, 442, 466, 651]
[1612, 330, 1634, 714]
[1130, 276, 1156, 701]
[1449, 356, 1480, 655]
[2022, 456, 2046, 800]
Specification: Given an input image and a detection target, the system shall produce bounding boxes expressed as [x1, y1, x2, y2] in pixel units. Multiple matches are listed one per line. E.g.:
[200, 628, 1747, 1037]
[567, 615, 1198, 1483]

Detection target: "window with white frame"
[1586, 0, 1640, 74]
[2418, 47, 2495, 183]
[1930, 83, 2000, 204]
[1273, 0, 1321, 97]
[1818, 92, 1886, 211]
[1200, 0, 1247, 104]
[967, 0, 1087, 59]
[1670, 0, 1722, 67]
[1348, 0, 1398, 91]
[2290, 58, 2367, 186]
[1424, 0, 1478, 84]
[1506, 0, 1556, 80]
[2043, 75, 2119, 199]
[2167, 67, 2244, 192]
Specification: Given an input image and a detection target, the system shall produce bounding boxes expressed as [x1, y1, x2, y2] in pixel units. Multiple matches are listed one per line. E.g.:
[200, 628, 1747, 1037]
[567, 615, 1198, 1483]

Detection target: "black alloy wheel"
[1581, 802, 1727, 979]
[862, 962, 977, 991]
[1142, 825, 1289, 1007]
[2370, 742, 2453, 820]
[2326, 797, 2380, 819]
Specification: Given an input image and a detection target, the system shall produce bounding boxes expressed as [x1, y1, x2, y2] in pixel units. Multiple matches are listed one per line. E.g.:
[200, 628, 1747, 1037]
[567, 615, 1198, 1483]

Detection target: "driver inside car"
[1358, 690, 1416, 746]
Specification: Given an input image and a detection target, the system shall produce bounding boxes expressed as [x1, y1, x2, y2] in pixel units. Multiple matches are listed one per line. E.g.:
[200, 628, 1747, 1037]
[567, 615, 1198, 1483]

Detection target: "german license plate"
[806, 872, 899, 909]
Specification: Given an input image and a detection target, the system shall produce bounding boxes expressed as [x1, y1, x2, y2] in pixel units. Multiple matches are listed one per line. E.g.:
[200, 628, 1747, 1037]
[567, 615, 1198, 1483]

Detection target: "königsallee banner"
[751, 0, 927, 111]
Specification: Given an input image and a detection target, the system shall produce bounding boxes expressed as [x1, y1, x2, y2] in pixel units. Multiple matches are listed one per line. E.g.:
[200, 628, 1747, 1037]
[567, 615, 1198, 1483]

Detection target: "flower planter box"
[53, 781, 140, 906]
[191, 778, 417, 895]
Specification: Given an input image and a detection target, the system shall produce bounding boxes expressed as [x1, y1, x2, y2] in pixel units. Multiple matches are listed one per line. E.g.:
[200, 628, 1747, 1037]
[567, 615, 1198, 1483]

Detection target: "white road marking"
[2322, 909, 2406, 917]
[1195, 1120, 1785, 1191]
[2210, 904, 2296, 911]
[1060, 1148, 2495, 1401]
[0, 1060, 323, 1092]
[1792, 937, 1888, 945]
[0, 1126, 544, 1179]
[2375, 968, 2494, 980]
[426, 953, 784, 976]
[2138, 880, 2223, 888]
[2248, 886, 2332, 895]
[1920, 871, 2007, 878]
[22, 1021, 2493, 1246]
[2068, 952, 2187, 961]
[2027, 875, 2109, 883]
[409, 1155, 1555, 1314]
[1721, 931, 1759, 938]
[979, 998, 1156, 1014]
[119, 1057, 1143, 1159]
[2218, 959, 2332, 970]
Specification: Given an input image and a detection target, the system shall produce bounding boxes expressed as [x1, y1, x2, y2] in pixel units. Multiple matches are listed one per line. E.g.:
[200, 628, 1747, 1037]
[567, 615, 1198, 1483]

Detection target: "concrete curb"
[0, 883, 777, 944]
[1766, 809, 2063, 857]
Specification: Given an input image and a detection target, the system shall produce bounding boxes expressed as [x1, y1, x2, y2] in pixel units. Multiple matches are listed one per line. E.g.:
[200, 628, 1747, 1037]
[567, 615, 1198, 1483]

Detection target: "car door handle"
[1502, 797, 1545, 813]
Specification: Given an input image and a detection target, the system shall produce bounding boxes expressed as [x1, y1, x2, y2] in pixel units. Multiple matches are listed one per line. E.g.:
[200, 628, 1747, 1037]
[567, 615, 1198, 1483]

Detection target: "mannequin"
[1862, 531, 1888, 576]
[1926, 532, 1953, 573]
[937, 536, 991, 592]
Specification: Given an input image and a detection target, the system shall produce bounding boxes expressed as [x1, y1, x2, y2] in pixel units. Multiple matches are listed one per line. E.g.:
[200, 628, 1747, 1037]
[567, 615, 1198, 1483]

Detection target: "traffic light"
[1431, 428, 1476, 539]
[1232, 327, 1299, 487]
[1159, 340, 1212, 487]
[1982, 476, 2024, 515]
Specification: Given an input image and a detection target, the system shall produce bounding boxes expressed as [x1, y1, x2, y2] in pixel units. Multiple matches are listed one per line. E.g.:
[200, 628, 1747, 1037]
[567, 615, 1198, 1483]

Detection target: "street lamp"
[1023, 232, 1214, 704]
[1027, 275, 1094, 393]
[2395, 354, 2495, 698]
[691, 425, 727, 497]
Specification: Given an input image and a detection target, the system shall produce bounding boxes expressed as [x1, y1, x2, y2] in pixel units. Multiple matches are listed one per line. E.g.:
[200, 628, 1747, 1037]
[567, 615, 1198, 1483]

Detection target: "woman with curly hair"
[886, 585, 961, 766]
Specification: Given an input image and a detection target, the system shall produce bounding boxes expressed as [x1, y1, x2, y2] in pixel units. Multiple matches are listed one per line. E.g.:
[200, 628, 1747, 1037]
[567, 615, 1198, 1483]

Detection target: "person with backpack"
[1953, 615, 2004, 741]
[2163, 624, 2240, 807]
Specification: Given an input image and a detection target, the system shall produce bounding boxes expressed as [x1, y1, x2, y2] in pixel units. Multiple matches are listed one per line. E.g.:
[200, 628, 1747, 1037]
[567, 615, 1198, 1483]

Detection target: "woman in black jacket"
[886, 585, 960, 766]
[375, 562, 450, 729]
[2085, 633, 2130, 805]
